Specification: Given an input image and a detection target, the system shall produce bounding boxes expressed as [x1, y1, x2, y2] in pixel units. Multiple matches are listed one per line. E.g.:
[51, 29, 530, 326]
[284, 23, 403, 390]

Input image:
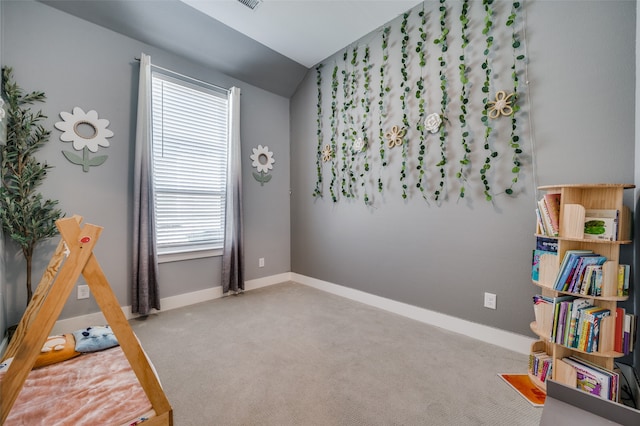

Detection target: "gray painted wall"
[1, 0, 291, 326]
[290, 0, 636, 338]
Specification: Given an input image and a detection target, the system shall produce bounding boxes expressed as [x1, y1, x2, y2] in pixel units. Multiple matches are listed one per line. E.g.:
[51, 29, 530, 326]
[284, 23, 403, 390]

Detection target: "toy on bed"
[0, 216, 172, 425]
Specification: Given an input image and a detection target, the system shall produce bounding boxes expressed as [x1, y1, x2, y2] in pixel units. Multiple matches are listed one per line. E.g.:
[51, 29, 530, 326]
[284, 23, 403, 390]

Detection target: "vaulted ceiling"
[39, 0, 420, 98]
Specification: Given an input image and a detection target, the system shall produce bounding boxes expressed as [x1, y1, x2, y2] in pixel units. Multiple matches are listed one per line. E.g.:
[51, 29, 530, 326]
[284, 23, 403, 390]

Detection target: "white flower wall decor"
[250, 144, 275, 186]
[424, 113, 443, 134]
[55, 107, 113, 172]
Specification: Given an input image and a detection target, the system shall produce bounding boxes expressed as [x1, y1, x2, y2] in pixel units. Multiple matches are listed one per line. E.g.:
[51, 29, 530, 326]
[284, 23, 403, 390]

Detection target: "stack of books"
[614, 307, 637, 355]
[529, 351, 552, 384]
[553, 250, 607, 295]
[536, 193, 561, 237]
[561, 356, 619, 402]
[534, 295, 611, 353]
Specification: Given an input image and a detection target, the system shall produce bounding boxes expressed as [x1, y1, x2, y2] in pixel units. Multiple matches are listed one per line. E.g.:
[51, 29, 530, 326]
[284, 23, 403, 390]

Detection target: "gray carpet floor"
[131, 281, 543, 425]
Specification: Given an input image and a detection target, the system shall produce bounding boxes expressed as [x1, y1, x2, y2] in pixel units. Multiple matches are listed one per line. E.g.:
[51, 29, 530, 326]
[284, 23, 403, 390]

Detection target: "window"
[151, 72, 228, 259]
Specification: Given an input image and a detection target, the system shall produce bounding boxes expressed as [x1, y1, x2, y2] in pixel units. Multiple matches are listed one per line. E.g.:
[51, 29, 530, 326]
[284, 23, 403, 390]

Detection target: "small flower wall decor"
[385, 125, 406, 148]
[424, 113, 443, 134]
[322, 145, 333, 162]
[487, 90, 515, 119]
[250, 144, 275, 186]
[55, 107, 112, 172]
[352, 137, 366, 153]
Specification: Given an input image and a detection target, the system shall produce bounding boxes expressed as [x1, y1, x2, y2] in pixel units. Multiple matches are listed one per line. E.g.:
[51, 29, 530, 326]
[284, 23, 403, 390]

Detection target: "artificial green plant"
[0, 67, 63, 305]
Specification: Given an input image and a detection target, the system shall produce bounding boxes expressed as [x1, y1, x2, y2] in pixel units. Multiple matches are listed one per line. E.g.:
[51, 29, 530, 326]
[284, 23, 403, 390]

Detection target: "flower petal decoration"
[54, 107, 113, 152]
[487, 90, 515, 119]
[425, 113, 442, 134]
[385, 125, 406, 149]
[250, 144, 275, 173]
[321, 145, 333, 162]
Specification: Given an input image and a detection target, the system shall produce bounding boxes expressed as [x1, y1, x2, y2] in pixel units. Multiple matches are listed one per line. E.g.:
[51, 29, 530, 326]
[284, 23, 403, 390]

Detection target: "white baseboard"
[49, 272, 534, 355]
[291, 273, 535, 355]
[52, 273, 293, 335]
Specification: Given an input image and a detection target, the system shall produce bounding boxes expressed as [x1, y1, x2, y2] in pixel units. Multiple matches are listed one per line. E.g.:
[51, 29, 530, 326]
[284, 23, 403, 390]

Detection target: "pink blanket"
[1, 346, 153, 425]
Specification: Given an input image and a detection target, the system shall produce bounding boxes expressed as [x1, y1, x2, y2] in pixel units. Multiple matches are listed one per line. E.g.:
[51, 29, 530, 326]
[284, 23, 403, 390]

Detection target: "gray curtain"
[222, 87, 244, 294]
[132, 53, 160, 314]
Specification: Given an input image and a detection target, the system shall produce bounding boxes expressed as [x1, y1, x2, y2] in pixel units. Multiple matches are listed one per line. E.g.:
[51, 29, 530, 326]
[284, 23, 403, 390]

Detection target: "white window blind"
[151, 72, 228, 255]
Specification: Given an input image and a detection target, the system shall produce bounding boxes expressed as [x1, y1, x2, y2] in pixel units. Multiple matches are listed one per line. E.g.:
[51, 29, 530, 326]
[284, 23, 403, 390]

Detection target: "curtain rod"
[135, 57, 230, 94]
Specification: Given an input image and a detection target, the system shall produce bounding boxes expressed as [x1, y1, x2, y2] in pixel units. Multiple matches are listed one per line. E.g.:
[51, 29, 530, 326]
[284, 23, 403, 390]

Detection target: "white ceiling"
[181, 0, 423, 68]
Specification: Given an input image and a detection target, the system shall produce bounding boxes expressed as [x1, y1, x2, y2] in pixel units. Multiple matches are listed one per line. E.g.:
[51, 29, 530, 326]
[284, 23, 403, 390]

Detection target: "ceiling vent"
[237, 0, 261, 10]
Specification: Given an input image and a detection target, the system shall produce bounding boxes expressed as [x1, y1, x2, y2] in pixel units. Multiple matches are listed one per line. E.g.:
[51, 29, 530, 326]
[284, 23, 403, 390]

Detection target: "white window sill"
[158, 248, 222, 263]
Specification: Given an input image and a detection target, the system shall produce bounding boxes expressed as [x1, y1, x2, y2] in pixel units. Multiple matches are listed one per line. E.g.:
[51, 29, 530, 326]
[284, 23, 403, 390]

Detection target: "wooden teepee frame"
[0, 216, 172, 424]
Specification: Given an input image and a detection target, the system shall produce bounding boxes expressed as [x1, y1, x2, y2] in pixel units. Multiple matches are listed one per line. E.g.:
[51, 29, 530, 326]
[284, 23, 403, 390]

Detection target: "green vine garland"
[505, 1, 524, 196]
[348, 47, 359, 197]
[457, 0, 471, 199]
[340, 50, 352, 198]
[313, 64, 324, 198]
[480, 0, 496, 202]
[361, 46, 373, 205]
[329, 64, 339, 202]
[399, 11, 411, 200]
[433, 0, 449, 202]
[415, 7, 428, 200]
[378, 26, 390, 194]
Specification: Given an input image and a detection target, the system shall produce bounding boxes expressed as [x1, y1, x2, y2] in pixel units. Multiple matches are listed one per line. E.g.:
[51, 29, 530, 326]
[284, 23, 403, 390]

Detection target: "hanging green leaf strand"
[399, 11, 411, 200]
[505, 1, 524, 196]
[348, 47, 359, 197]
[433, 0, 449, 202]
[329, 64, 339, 202]
[340, 50, 351, 197]
[457, 0, 471, 200]
[378, 26, 391, 194]
[480, 0, 495, 202]
[361, 46, 373, 205]
[313, 64, 324, 198]
[415, 7, 429, 201]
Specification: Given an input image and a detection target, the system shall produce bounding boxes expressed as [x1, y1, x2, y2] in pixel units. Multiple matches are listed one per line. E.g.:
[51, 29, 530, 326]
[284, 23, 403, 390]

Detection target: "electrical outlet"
[77, 285, 90, 300]
[484, 292, 497, 310]
[259, 257, 265, 268]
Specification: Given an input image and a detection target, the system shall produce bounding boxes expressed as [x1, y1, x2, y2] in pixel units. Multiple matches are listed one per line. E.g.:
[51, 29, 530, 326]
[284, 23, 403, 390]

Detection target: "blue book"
[568, 255, 607, 293]
[554, 250, 593, 291]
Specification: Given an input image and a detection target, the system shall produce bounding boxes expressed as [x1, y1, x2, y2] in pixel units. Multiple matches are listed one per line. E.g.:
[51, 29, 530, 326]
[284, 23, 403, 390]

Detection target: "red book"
[614, 307, 625, 353]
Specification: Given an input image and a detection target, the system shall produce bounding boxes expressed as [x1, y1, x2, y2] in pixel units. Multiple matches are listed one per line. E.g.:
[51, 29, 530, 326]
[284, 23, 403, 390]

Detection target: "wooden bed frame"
[0, 216, 173, 424]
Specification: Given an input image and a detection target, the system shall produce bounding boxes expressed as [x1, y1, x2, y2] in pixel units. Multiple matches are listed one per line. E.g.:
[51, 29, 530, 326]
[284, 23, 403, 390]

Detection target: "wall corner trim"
[291, 273, 535, 355]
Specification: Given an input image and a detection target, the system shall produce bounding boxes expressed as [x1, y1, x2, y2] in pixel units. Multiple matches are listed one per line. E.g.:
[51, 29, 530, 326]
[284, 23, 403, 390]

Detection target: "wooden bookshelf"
[530, 184, 634, 398]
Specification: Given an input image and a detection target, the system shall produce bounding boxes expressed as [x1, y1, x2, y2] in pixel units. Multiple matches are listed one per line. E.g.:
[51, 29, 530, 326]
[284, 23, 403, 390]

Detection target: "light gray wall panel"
[290, 0, 635, 337]
[2, 0, 290, 326]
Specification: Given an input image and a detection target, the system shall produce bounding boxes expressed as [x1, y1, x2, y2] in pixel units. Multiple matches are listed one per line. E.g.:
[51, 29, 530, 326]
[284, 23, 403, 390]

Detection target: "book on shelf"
[553, 250, 594, 291]
[543, 193, 561, 236]
[622, 313, 637, 355]
[579, 264, 602, 296]
[536, 236, 558, 253]
[584, 209, 619, 241]
[529, 351, 552, 383]
[567, 298, 592, 348]
[537, 197, 558, 237]
[561, 356, 619, 402]
[614, 307, 625, 353]
[617, 264, 630, 297]
[567, 255, 606, 293]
